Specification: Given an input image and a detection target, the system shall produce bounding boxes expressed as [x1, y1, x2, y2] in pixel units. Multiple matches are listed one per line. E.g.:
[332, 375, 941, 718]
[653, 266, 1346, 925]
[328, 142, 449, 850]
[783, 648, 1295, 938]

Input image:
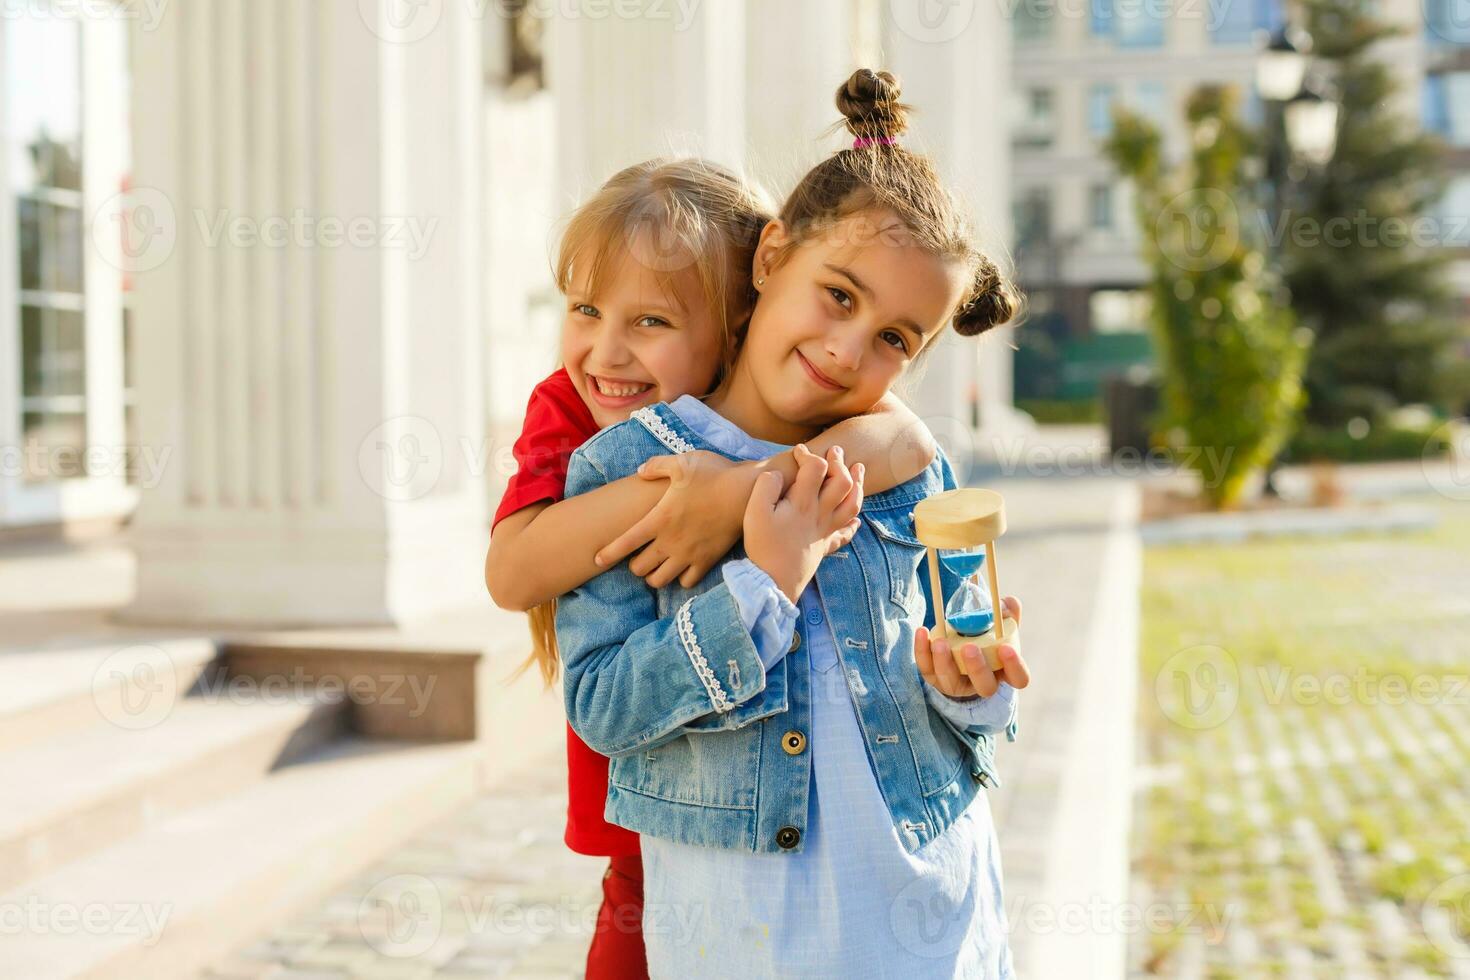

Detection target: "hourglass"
[913, 488, 1018, 672]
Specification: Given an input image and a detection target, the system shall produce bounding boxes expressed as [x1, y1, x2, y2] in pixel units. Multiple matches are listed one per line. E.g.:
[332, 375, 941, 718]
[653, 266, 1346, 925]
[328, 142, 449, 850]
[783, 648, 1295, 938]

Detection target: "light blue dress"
[637, 396, 1018, 979]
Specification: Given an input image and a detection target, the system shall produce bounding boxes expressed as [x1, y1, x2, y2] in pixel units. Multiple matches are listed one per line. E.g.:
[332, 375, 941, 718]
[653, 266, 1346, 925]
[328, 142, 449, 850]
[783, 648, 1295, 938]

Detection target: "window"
[1431, 175, 1470, 245]
[1089, 84, 1117, 138]
[1093, 0, 1167, 47]
[1013, 87, 1055, 149]
[1013, 0, 1054, 43]
[1210, 0, 1285, 45]
[1243, 87, 1265, 127]
[1424, 72, 1470, 146]
[1089, 184, 1115, 230]
[1425, 0, 1470, 46]
[3, 11, 132, 520]
[9, 16, 86, 481]
[1013, 187, 1053, 249]
[1131, 81, 1169, 129]
[1091, 290, 1151, 333]
[1117, 0, 1166, 47]
[486, 0, 547, 93]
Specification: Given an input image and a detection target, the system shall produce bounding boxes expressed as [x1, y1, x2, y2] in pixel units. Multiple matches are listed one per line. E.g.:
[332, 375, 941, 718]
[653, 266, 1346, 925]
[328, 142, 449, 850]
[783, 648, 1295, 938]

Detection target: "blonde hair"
[774, 69, 1023, 339]
[516, 158, 775, 688]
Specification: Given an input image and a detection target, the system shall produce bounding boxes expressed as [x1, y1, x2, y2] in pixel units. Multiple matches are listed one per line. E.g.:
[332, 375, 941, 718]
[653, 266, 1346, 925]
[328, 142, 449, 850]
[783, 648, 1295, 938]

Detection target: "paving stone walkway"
[201, 751, 602, 979]
[201, 472, 1142, 979]
[1129, 492, 1470, 979]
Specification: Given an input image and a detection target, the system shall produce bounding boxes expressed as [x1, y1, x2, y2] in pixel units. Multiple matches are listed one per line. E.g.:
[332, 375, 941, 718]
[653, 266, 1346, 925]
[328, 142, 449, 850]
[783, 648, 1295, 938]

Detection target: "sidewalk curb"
[1013, 482, 1141, 980]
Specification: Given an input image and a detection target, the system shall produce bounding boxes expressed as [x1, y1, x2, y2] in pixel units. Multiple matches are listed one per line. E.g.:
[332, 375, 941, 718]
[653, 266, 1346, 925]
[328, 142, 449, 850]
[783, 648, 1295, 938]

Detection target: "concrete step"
[0, 689, 347, 894]
[0, 639, 219, 751]
[0, 737, 481, 980]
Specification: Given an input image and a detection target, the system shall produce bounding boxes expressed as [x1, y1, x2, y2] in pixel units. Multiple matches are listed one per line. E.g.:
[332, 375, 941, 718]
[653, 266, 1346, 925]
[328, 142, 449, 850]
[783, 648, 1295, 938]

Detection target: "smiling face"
[717, 211, 968, 442]
[560, 243, 726, 428]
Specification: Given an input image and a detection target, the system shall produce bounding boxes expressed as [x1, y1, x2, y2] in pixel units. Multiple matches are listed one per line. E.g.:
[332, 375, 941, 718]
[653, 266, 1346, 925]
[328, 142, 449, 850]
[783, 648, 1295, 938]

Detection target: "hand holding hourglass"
[911, 488, 1030, 700]
[914, 596, 1028, 699]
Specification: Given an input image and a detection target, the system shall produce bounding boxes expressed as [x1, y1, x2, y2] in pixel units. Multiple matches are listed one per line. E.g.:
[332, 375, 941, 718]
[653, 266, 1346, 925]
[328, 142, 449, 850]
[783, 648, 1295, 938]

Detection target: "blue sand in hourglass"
[940, 550, 995, 636]
[941, 551, 987, 579]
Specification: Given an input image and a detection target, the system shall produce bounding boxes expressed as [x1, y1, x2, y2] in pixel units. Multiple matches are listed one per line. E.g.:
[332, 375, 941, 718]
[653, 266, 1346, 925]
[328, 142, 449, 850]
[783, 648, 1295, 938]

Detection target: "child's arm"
[773, 390, 935, 496]
[594, 392, 936, 588]
[560, 446, 859, 757]
[486, 475, 675, 612]
[490, 393, 928, 608]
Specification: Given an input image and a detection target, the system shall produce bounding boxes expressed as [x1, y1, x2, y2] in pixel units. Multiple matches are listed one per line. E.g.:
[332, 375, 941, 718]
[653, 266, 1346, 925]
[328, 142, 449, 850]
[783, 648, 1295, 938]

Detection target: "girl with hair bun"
[487, 153, 957, 978]
[557, 69, 1029, 977]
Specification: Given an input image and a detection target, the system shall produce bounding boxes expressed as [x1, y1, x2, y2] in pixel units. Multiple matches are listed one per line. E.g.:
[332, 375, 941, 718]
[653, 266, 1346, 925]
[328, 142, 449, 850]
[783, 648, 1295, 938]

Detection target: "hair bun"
[955, 256, 1022, 336]
[835, 68, 910, 143]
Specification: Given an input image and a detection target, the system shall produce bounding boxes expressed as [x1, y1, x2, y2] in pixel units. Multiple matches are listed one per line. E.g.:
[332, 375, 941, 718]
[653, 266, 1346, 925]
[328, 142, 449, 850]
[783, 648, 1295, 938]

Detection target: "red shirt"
[493, 368, 641, 858]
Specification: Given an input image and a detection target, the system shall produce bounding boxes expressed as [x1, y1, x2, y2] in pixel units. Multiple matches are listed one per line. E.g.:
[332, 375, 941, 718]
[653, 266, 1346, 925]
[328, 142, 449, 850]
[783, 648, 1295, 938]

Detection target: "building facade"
[1, 0, 1017, 626]
[1008, 0, 1284, 403]
[1010, 0, 1470, 404]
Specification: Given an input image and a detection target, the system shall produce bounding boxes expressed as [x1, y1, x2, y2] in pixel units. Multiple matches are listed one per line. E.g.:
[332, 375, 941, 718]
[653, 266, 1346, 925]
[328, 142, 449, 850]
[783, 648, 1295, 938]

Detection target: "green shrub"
[1289, 421, 1450, 463]
[1016, 398, 1104, 425]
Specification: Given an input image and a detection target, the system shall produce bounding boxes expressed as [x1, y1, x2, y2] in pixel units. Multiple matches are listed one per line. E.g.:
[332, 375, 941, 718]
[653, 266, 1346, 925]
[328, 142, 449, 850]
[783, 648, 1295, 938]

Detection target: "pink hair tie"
[853, 136, 897, 149]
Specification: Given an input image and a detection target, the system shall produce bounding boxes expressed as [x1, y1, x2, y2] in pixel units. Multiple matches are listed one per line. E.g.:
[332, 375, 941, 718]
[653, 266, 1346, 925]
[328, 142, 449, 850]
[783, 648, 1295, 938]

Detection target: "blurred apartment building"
[1008, 0, 1470, 408]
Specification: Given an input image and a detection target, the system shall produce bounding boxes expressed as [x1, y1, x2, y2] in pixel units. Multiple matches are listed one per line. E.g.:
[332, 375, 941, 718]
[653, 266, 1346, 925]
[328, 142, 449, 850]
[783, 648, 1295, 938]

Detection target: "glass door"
[1, 8, 132, 528]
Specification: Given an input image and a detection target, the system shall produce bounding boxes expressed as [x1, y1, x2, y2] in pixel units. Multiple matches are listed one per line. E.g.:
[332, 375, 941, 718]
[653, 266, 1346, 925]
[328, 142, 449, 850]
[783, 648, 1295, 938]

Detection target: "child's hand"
[914, 596, 1030, 699]
[595, 450, 748, 589]
[744, 445, 863, 603]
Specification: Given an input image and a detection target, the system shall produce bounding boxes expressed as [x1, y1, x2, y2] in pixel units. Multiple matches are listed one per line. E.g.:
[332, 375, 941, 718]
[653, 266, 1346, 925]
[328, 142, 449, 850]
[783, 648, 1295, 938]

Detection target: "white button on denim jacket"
[556, 401, 1019, 856]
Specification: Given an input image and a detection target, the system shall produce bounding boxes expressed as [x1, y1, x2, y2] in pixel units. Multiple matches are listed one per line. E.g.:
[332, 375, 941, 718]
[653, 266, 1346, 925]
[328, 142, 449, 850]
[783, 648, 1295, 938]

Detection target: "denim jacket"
[556, 402, 1018, 856]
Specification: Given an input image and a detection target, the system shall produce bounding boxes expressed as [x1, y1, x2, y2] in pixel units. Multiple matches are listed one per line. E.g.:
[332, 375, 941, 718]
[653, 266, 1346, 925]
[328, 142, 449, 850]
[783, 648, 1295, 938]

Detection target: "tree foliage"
[1285, 0, 1469, 426]
[1107, 86, 1310, 509]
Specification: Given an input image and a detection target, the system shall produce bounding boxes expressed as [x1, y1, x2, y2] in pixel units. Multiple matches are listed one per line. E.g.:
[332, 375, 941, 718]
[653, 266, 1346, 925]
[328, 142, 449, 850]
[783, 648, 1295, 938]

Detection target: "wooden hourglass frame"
[913, 488, 1018, 672]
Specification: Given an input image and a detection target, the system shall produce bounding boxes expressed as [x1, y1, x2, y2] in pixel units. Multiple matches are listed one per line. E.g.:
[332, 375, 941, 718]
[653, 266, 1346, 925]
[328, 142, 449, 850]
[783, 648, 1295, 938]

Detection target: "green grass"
[1133, 493, 1470, 975]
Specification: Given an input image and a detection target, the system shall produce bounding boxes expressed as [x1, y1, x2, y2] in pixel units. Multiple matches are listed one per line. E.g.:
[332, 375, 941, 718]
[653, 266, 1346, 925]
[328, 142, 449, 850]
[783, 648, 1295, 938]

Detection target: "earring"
[756, 276, 765, 286]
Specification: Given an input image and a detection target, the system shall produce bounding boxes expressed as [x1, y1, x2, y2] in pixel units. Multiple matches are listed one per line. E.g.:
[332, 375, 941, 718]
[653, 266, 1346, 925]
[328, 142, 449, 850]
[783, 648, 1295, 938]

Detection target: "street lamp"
[1255, 27, 1311, 101]
[1254, 25, 1339, 497]
[1284, 80, 1340, 165]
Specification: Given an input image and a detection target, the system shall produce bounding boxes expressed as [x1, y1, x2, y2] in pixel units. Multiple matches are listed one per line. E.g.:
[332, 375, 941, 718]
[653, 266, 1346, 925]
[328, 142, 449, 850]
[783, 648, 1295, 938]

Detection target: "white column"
[546, 0, 746, 203]
[883, 3, 1029, 464]
[80, 16, 130, 509]
[124, 0, 485, 626]
[743, 0, 858, 193]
